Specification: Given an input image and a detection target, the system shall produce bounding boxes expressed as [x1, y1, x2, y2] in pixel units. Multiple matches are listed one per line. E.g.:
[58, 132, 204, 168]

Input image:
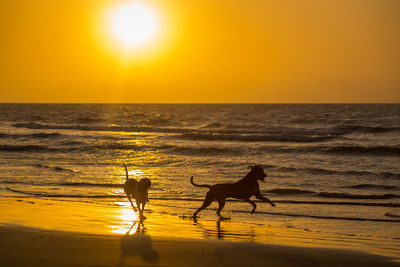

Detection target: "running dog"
[191, 165, 275, 219]
[123, 163, 151, 220]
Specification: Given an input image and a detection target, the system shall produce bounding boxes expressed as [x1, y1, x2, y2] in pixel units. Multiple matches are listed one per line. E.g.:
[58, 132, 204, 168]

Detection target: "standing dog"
[123, 163, 151, 220]
[191, 165, 275, 219]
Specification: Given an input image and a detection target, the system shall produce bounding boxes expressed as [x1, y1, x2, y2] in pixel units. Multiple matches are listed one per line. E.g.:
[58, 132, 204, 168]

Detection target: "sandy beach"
[1, 224, 398, 267]
[1, 194, 399, 266]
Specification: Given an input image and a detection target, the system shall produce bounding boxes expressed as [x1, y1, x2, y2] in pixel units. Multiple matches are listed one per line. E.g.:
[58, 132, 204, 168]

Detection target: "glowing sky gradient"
[0, 0, 399, 103]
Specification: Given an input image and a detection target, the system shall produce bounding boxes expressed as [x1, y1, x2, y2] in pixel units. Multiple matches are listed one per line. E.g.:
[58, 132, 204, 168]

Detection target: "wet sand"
[0, 195, 399, 266]
[1, 225, 398, 267]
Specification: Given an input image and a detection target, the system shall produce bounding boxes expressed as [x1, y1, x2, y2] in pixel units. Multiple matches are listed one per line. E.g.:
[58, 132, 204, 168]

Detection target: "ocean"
[0, 104, 399, 242]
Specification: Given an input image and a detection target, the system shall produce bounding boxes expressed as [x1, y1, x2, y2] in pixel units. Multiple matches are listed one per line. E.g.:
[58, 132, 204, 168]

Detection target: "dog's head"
[248, 165, 267, 181]
[138, 178, 152, 190]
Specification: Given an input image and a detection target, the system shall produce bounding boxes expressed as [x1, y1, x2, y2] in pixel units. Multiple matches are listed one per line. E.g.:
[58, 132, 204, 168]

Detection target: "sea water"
[0, 104, 399, 242]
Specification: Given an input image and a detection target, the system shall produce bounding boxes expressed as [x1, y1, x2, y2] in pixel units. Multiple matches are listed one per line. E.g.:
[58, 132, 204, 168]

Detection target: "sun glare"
[109, 2, 158, 48]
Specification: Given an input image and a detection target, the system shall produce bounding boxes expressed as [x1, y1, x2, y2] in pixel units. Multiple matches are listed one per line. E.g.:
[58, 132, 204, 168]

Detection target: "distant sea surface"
[0, 104, 399, 239]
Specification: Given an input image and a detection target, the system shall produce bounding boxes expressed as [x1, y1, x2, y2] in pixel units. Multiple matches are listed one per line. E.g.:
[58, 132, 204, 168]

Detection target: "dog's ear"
[248, 165, 254, 170]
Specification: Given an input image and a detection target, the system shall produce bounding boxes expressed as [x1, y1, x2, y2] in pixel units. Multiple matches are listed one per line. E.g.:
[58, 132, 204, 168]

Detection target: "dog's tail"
[122, 163, 129, 181]
[190, 176, 211, 189]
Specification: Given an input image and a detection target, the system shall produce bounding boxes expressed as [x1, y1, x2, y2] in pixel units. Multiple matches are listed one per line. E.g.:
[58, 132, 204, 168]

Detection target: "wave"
[164, 145, 240, 155]
[156, 202, 400, 223]
[2, 140, 399, 159]
[10, 115, 400, 137]
[261, 145, 400, 157]
[274, 166, 400, 179]
[267, 188, 315, 195]
[0, 132, 63, 139]
[12, 122, 188, 134]
[342, 184, 398, 190]
[59, 140, 86, 146]
[1, 181, 122, 188]
[58, 182, 123, 188]
[0, 140, 238, 155]
[176, 133, 337, 143]
[334, 125, 400, 134]
[4, 187, 400, 209]
[0, 145, 58, 152]
[30, 133, 63, 138]
[274, 200, 400, 208]
[94, 144, 144, 150]
[0, 142, 148, 153]
[248, 211, 400, 223]
[325, 145, 400, 156]
[4, 187, 124, 198]
[317, 192, 400, 200]
[385, 212, 400, 218]
[201, 122, 223, 128]
[71, 116, 102, 124]
[2, 122, 358, 137]
[145, 117, 172, 125]
[5, 182, 399, 200]
[33, 164, 78, 173]
[266, 188, 400, 199]
[149, 197, 400, 207]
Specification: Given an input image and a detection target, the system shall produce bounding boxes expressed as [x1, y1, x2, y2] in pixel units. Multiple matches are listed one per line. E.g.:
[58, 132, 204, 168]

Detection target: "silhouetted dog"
[123, 163, 151, 220]
[191, 165, 275, 219]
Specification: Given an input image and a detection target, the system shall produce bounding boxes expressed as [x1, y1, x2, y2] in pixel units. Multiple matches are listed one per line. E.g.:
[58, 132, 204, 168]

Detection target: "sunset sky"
[0, 0, 399, 103]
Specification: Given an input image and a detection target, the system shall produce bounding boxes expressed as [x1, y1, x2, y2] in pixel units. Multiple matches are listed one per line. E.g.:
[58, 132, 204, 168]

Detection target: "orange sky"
[0, 0, 399, 103]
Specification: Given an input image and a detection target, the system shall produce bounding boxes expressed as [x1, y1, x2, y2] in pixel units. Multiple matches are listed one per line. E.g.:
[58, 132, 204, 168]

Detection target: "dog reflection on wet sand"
[193, 219, 256, 242]
[118, 221, 158, 266]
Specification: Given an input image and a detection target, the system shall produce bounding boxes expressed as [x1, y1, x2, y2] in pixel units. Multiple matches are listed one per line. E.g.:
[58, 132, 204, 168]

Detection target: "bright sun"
[109, 2, 158, 47]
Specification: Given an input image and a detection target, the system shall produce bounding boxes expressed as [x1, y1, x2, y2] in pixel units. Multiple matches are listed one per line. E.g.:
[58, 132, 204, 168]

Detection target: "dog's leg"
[255, 192, 276, 207]
[244, 198, 257, 214]
[127, 195, 137, 211]
[193, 192, 214, 218]
[216, 198, 229, 219]
[140, 202, 147, 220]
[136, 200, 143, 219]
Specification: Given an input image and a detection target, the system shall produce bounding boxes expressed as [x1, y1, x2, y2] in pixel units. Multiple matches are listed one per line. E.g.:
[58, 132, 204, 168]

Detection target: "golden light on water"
[110, 203, 139, 234]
